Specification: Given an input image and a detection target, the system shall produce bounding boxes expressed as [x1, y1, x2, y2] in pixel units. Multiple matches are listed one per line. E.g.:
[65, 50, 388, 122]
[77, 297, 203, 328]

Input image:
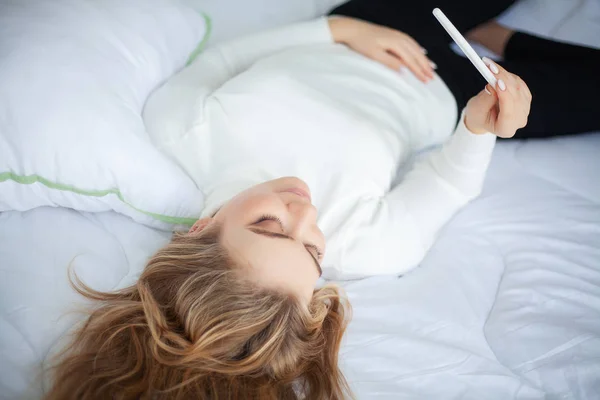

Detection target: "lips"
[282, 187, 311, 201]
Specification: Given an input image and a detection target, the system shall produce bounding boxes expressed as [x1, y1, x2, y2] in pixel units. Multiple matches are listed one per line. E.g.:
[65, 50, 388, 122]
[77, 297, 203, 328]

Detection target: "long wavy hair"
[45, 223, 352, 399]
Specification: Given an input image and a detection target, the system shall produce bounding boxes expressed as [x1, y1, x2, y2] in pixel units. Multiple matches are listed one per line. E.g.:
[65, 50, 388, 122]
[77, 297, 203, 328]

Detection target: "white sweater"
[144, 18, 496, 279]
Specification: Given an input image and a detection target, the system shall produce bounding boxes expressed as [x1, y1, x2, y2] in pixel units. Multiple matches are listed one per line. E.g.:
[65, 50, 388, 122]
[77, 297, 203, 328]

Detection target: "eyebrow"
[247, 227, 323, 277]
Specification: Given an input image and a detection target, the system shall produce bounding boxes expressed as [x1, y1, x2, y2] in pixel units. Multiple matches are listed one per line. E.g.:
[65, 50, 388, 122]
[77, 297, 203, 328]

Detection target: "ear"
[188, 217, 213, 234]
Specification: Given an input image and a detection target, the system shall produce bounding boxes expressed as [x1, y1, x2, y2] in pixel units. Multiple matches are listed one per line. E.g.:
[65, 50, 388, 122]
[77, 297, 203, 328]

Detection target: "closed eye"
[254, 214, 284, 230]
[304, 243, 323, 259]
[253, 215, 323, 258]
[249, 217, 323, 276]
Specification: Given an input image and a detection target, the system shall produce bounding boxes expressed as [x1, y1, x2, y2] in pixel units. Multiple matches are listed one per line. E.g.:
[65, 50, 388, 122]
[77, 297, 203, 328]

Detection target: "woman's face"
[190, 177, 325, 302]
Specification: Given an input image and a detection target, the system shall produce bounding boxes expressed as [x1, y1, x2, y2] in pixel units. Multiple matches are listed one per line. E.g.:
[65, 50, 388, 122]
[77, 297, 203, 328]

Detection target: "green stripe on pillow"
[0, 171, 198, 226]
[186, 12, 213, 66]
[1, 14, 212, 226]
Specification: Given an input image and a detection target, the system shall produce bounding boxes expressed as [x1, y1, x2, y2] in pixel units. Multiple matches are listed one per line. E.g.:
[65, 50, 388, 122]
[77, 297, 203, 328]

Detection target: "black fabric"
[330, 0, 600, 138]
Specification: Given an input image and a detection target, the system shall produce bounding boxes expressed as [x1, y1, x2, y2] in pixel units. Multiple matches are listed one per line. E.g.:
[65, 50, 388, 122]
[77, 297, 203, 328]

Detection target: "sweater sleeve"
[329, 112, 497, 279]
[144, 17, 333, 146]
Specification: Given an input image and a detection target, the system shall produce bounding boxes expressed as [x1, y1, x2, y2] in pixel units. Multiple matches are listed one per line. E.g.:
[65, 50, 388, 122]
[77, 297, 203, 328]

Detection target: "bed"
[1, 0, 599, 399]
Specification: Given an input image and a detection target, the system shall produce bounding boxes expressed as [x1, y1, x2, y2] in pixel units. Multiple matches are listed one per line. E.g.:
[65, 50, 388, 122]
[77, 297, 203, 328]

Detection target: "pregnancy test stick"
[432, 8, 498, 87]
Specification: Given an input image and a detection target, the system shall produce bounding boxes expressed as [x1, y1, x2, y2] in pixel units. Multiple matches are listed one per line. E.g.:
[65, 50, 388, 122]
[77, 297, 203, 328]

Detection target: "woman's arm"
[144, 16, 436, 147]
[330, 63, 531, 279]
[330, 116, 496, 279]
[144, 17, 334, 145]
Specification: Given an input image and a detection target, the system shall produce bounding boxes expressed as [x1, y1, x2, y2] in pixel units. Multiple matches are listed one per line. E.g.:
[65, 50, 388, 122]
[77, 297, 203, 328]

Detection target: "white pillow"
[0, 0, 210, 229]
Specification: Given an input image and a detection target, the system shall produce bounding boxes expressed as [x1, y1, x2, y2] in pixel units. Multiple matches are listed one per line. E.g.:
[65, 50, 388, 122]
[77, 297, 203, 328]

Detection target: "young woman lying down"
[46, 0, 600, 397]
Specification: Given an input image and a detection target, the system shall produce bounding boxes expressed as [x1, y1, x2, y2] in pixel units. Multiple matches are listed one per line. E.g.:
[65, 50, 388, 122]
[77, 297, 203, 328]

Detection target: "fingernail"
[482, 57, 500, 74]
[484, 87, 492, 95]
[498, 79, 506, 91]
[429, 61, 437, 69]
[422, 48, 428, 54]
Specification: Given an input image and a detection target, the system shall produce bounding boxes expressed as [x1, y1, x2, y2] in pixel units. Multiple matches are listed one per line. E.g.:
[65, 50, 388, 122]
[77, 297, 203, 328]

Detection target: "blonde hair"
[45, 223, 352, 399]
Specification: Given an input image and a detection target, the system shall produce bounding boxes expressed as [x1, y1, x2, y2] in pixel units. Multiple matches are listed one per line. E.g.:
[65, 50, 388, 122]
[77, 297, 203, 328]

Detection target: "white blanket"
[3, 133, 599, 399]
[1, 0, 599, 398]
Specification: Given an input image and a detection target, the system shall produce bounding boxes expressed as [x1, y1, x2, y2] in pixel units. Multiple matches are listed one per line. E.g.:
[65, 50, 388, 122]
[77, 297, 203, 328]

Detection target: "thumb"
[465, 84, 499, 134]
[477, 84, 498, 109]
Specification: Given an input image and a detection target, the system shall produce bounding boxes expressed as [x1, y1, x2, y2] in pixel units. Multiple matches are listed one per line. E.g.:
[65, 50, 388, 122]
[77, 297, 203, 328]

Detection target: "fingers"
[482, 58, 532, 138]
[403, 34, 435, 80]
[495, 78, 520, 138]
[485, 83, 497, 96]
[480, 84, 498, 105]
[387, 33, 434, 82]
[374, 50, 405, 71]
[387, 44, 429, 82]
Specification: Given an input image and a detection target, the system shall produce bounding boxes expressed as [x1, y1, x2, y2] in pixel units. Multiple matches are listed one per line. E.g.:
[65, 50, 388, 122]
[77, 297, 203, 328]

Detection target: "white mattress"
[2, 0, 600, 399]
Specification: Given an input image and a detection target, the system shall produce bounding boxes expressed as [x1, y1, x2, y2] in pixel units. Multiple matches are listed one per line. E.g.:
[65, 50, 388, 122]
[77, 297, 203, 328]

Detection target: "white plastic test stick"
[432, 8, 498, 87]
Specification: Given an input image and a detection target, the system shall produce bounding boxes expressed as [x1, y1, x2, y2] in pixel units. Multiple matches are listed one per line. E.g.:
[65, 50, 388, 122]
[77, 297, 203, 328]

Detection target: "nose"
[287, 201, 318, 238]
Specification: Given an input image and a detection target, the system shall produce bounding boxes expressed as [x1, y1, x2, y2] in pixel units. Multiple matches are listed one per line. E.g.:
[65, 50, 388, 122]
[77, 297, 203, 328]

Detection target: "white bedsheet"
[2, 134, 599, 400]
[2, 0, 600, 398]
[340, 134, 600, 398]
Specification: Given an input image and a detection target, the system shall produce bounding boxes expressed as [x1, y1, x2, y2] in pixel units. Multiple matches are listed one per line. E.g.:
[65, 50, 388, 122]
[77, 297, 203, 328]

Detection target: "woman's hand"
[465, 58, 532, 138]
[328, 16, 435, 82]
